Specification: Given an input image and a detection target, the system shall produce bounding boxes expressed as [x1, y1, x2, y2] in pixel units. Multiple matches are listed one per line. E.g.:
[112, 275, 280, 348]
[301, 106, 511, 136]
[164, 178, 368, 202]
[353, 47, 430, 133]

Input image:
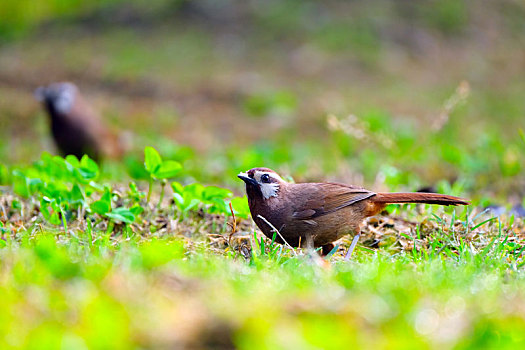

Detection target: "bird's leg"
[344, 233, 361, 260]
[305, 234, 315, 251]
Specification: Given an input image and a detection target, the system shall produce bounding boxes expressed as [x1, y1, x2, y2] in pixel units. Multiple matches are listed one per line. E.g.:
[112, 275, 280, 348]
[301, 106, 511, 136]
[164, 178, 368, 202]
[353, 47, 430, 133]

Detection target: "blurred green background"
[1, 0, 524, 201]
[1, 2, 525, 349]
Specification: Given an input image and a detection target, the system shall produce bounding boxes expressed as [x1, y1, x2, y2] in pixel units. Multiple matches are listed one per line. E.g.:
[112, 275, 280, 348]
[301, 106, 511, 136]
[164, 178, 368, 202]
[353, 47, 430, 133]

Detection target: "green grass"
[0, 149, 524, 348]
[1, 1, 525, 348]
[1, 222, 524, 349]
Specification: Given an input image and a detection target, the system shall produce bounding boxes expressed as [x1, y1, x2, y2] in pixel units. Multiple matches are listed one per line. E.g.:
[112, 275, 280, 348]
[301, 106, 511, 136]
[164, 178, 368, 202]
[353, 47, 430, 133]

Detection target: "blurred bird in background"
[34, 82, 127, 162]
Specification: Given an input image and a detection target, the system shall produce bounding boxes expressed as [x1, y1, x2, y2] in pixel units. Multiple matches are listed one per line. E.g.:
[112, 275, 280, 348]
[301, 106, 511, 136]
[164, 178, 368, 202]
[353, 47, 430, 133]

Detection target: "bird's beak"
[237, 172, 258, 186]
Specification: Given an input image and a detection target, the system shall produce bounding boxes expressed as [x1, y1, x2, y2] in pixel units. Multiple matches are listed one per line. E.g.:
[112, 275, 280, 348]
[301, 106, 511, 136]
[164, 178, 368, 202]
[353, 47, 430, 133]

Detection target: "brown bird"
[35, 82, 124, 162]
[238, 167, 469, 256]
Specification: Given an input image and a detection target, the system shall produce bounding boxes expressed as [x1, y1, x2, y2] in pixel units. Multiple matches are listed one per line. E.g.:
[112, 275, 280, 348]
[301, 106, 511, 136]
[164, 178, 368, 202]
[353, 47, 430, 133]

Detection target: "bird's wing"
[292, 183, 376, 220]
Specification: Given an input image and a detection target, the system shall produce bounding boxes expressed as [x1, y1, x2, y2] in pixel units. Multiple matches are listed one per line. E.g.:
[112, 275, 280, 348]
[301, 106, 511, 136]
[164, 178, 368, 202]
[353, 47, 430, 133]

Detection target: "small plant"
[89, 186, 142, 227]
[171, 181, 250, 219]
[143, 146, 182, 204]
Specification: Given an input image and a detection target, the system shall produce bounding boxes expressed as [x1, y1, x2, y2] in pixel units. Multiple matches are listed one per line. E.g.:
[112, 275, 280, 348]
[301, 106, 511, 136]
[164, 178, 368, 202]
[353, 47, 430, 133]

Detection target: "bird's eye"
[261, 174, 270, 183]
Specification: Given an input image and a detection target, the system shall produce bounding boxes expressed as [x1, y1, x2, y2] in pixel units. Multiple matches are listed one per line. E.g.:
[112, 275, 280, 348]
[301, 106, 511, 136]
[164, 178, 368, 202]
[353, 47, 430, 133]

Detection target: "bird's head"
[34, 82, 78, 114]
[238, 167, 287, 200]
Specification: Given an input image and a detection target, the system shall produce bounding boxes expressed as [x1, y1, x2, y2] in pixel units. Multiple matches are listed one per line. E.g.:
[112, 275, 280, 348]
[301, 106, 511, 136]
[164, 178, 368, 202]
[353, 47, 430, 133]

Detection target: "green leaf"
[153, 160, 182, 179]
[106, 207, 135, 224]
[65, 155, 80, 168]
[90, 189, 112, 215]
[173, 193, 184, 207]
[184, 183, 204, 199]
[144, 147, 162, 174]
[125, 156, 150, 180]
[77, 155, 99, 180]
[183, 198, 201, 212]
[88, 180, 105, 192]
[52, 156, 74, 177]
[171, 182, 184, 195]
[203, 186, 232, 201]
[230, 196, 250, 219]
[90, 201, 110, 215]
[28, 177, 44, 192]
[207, 197, 230, 214]
[70, 184, 85, 204]
[130, 204, 144, 217]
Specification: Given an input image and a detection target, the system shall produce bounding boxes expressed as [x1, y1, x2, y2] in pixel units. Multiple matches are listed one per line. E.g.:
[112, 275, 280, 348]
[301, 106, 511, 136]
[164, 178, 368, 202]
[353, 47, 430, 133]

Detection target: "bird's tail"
[373, 192, 469, 206]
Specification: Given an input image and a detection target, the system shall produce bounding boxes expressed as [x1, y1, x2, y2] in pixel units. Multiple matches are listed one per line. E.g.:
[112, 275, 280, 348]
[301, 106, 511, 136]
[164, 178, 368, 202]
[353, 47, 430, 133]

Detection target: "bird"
[34, 82, 124, 162]
[238, 167, 469, 256]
